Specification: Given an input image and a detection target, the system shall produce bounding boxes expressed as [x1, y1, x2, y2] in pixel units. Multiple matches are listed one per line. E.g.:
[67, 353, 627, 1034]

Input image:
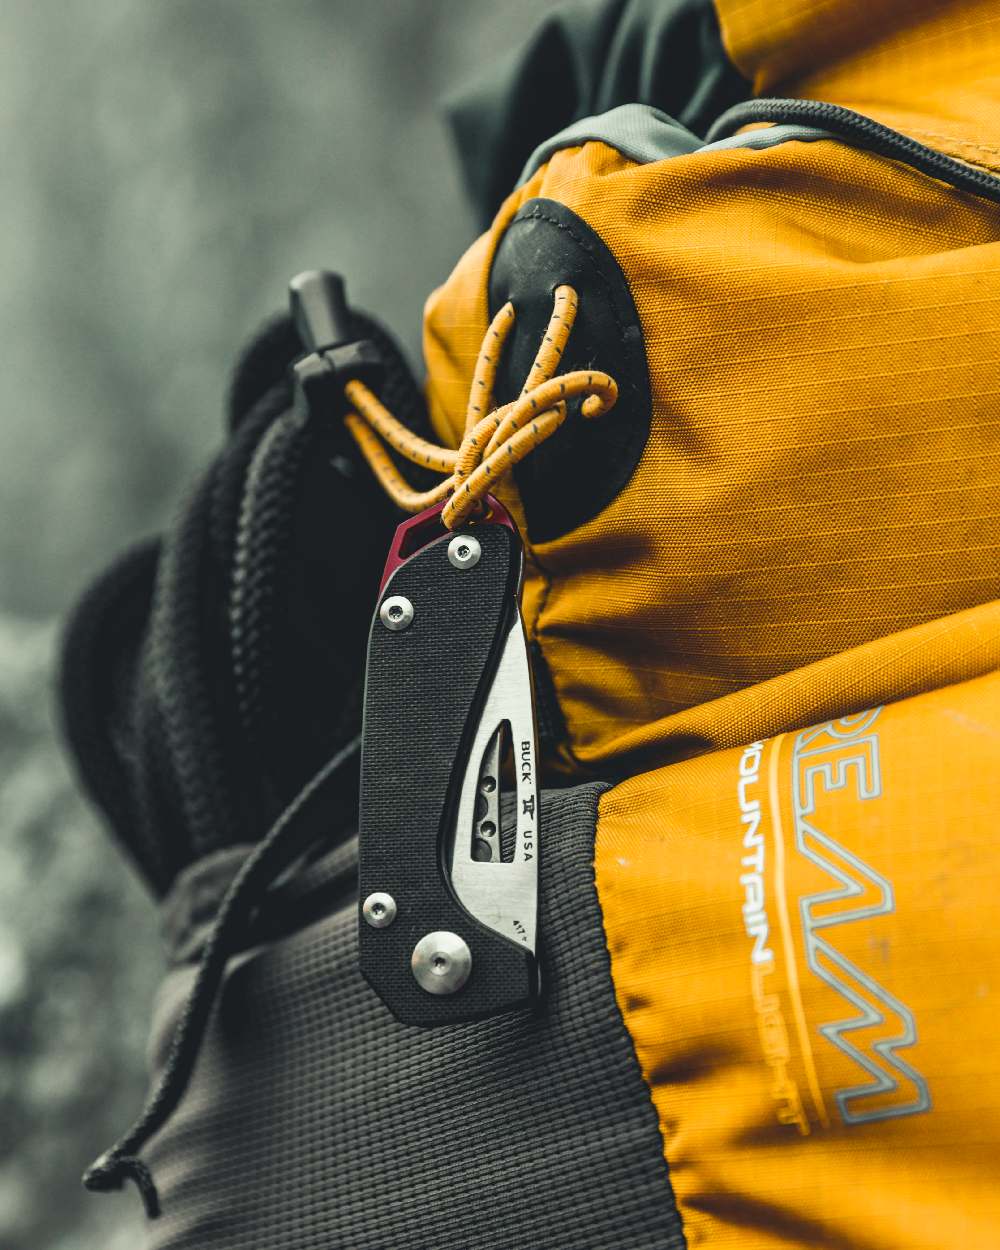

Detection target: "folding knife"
[357, 496, 539, 1025]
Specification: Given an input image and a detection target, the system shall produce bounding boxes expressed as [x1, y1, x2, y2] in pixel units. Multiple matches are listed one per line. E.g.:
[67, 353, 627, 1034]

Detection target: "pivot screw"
[411, 931, 472, 995]
[362, 892, 397, 929]
[447, 534, 481, 570]
[380, 594, 414, 631]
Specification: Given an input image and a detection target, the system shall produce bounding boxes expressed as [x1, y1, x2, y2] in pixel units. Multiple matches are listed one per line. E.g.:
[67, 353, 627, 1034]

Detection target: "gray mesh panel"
[144, 782, 686, 1250]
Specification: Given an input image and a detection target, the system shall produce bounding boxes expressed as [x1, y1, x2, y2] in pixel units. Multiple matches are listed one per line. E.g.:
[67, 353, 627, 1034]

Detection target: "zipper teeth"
[705, 98, 1000, 208]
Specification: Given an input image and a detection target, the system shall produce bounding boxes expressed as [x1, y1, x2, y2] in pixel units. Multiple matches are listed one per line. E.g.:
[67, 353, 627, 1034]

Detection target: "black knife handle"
[358, 521, 537, 1025]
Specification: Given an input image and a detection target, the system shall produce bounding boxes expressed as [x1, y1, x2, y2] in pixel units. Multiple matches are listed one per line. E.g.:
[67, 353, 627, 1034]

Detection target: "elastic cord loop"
[340, 284, 619, 528]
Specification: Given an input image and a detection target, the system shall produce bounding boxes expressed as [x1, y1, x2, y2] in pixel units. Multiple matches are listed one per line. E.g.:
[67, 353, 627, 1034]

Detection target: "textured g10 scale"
[358, 517, 538, 1025]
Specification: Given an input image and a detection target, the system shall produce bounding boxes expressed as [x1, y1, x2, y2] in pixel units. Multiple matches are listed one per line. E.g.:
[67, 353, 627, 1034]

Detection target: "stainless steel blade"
[448, 603, 538, 952]
[472, 728, 502, 863]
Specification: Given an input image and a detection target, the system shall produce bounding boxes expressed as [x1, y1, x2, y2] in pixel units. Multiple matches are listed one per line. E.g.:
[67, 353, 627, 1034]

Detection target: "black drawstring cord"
[705, 98, 1000, 208]
[83, 735, 361, 1218]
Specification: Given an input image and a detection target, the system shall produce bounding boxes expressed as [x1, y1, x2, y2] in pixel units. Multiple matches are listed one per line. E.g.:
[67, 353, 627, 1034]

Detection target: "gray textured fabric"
[143, 782, 686, 1249]
[518, 103, 702, 185]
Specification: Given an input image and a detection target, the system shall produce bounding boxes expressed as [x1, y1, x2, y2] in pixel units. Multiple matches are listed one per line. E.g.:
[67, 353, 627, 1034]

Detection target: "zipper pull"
[288, 269, 384, 417]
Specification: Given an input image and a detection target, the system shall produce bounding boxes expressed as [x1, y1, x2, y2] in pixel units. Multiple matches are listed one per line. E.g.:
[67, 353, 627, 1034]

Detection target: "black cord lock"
[289, 269, 385, 415]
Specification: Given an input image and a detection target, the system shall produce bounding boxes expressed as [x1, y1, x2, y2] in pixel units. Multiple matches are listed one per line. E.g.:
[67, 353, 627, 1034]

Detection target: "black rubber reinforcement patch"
[144, 782, 686, 1249]
[488, 197, 651, 543]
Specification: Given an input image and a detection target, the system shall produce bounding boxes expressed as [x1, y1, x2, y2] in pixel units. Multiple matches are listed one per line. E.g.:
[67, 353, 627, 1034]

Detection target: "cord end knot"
[84, 1150, 161, 1219]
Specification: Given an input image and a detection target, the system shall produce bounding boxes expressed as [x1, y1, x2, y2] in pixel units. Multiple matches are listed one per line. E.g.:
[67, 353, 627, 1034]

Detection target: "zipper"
[706, 98, 1000, 208]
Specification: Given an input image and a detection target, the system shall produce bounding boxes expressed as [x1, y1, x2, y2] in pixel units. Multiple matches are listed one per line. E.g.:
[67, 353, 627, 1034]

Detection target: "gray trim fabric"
[517, 108, 840, 186]
[518, 103, 702, 185]
[700, 123, 839, 154]
[445, 0, 750, 227]
[144, 783, 687, 1249]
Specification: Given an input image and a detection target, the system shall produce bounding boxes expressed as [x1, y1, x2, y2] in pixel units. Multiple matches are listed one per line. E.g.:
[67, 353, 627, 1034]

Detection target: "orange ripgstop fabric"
[423, 5, 1000, 779]
[714, 0, 1000, 170]
[421, 2, 1000, 1245]
[594, 606, 1000, 1248]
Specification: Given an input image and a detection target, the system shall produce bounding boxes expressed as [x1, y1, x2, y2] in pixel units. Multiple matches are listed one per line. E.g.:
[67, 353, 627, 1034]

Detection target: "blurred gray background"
[0, 3, 558, 1245]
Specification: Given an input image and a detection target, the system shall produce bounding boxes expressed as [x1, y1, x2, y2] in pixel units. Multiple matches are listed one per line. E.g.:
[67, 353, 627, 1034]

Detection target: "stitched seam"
[907, 127, 1000, 161]
[510, 207, 632, 349]
[504, 210, 616, 770]
[591, 783, 688, 1247]
[502, 205, 647, 769]
[504, 205, 648, 484]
